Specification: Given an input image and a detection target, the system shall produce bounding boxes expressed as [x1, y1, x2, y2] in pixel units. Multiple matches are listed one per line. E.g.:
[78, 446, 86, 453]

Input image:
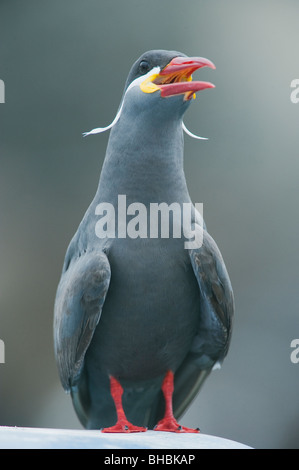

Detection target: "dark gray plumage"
[54, 50, 234, 432]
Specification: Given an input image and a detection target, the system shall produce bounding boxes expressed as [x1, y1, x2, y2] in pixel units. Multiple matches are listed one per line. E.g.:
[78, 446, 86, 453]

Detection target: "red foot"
[102, 375, 147, 433]
[153, 370, 200, 433]
[154, 416, 200, 433]
[102, 419, 147, 433]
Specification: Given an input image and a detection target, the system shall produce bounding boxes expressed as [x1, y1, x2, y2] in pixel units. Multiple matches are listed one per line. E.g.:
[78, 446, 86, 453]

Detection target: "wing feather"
[54, 251, 111, 391]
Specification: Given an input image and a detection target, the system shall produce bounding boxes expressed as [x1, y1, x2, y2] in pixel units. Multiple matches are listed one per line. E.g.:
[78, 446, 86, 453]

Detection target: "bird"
[53, 49, 234, 433]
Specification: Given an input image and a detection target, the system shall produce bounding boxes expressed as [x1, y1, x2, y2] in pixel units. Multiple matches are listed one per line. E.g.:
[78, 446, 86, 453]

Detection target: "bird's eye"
[139, 60, 150, 75]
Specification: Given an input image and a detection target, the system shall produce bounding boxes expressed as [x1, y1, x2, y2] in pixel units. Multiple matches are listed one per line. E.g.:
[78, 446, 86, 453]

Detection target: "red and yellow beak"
[140, 56, 215, 101]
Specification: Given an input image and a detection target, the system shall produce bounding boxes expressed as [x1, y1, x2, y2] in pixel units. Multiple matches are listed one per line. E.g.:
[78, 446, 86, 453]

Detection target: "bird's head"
[126, 50, 215, 101]
[83, 50, 215, 139]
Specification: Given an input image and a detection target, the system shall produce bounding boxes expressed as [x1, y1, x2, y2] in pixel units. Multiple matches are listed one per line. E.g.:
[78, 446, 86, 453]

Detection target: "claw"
[101, 420, 147, 433]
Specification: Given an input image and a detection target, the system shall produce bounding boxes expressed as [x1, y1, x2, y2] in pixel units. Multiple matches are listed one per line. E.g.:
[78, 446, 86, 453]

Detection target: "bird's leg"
[101, 376, 147, 433]
[154, 370, 200, 433]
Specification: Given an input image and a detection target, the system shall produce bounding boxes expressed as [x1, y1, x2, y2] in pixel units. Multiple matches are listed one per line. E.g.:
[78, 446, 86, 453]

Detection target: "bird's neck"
[96, 115, 190, 205]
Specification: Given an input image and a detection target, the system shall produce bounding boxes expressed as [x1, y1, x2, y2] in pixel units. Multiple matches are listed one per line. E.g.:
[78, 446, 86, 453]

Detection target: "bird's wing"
[190, 227, 234, 357]
[173, 227, 234, 419]
[54, 249, 111, 392]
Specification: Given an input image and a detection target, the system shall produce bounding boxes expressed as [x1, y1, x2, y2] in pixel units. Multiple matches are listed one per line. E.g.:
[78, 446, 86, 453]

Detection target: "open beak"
[140, 56, 215, 101]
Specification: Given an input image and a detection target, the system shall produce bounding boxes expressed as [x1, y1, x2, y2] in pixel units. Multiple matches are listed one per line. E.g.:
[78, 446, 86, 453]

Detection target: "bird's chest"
[88, 237, 201, 379]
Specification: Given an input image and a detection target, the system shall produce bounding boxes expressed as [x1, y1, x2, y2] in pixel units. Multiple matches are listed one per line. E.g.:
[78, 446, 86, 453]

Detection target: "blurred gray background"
[0, 0, 298, 449]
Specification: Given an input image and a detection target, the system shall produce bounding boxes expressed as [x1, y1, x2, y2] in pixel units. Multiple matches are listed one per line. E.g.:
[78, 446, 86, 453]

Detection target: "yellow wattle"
[140, 74, 160, 94]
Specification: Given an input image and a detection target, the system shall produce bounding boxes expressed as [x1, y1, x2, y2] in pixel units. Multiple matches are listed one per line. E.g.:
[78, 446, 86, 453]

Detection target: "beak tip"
[205, 60, 216, 70]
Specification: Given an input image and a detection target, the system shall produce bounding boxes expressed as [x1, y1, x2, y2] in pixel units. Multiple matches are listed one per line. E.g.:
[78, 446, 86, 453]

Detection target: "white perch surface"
[0, 426, 251, 449]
